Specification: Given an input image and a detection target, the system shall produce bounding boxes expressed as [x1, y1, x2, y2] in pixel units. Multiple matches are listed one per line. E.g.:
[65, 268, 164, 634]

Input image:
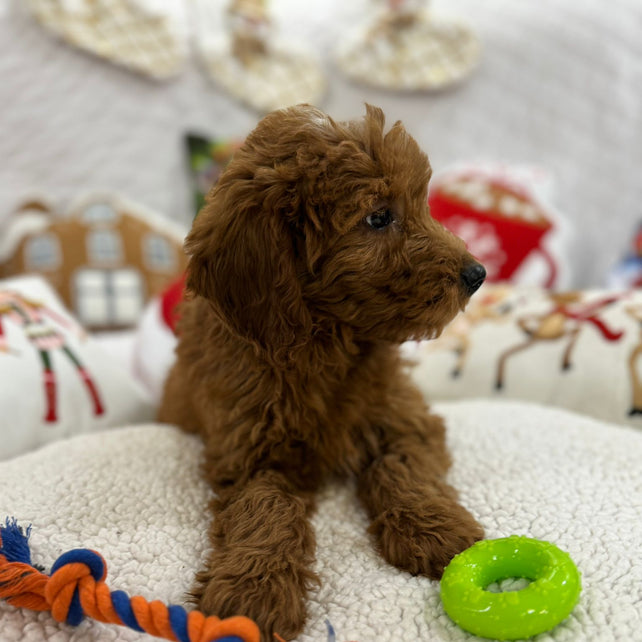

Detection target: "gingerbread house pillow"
[0, 195, 188, 329]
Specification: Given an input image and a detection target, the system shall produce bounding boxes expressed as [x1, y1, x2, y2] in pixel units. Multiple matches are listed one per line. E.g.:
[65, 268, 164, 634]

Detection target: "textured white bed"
[1, 401, 641, 641]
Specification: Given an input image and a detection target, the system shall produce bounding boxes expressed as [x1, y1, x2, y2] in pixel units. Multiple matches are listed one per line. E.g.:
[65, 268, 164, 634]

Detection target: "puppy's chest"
[285, 381, 385, 479]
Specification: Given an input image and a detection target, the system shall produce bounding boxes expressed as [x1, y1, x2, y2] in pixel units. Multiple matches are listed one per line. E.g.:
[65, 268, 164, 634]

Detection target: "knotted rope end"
[0, 517, 33, 566]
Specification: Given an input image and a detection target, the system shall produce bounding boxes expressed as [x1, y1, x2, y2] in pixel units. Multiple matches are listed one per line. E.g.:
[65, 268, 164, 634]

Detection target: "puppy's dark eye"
[366, 208, 393, 229]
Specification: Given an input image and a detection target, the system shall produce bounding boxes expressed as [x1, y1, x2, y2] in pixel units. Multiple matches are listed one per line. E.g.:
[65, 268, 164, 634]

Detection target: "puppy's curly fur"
[159, 104, 485, 641]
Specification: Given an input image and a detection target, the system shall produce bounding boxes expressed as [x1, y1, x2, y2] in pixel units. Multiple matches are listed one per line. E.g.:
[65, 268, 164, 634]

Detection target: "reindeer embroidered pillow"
[0, 275, 154, 461]
[405, 285, 641, 428]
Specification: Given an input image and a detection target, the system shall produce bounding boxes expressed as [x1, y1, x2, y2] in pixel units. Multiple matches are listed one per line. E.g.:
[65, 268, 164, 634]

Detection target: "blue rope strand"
[0, 517, 33, 565]
[66, 589, 84, 626]
[168, 604, 190, 642]
[51, 549, 105, 580]
[111, 590, 145, 632]
[325, 619, 336, 642]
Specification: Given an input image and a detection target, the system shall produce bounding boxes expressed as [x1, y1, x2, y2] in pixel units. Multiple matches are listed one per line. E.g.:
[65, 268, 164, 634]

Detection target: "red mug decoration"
[429, 170, 559, 288]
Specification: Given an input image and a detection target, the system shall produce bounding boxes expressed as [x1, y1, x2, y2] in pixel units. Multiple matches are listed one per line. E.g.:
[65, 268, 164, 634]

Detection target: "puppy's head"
[186, 104, 484, 357]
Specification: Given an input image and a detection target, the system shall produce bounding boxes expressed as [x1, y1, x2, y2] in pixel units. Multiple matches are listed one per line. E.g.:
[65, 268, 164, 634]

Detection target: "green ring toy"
[440, 536, 581, 641]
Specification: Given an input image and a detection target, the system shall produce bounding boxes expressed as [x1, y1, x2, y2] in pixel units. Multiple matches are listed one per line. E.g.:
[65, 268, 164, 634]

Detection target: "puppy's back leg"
[157, 364, 201, 433]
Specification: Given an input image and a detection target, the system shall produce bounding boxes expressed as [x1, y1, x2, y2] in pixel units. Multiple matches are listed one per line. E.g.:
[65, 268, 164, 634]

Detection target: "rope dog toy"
[440, 536, 582, 640]
[0, 518, 260, 642]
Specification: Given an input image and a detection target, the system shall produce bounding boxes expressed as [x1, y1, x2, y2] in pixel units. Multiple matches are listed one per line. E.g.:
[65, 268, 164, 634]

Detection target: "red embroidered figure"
[496, 292, 625, 390]
[0, 291, 104, 423]
[625, 304, 642, 417]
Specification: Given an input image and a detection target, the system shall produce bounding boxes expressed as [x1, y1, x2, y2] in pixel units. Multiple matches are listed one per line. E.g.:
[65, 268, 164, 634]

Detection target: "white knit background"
[1, 0, 641, 287]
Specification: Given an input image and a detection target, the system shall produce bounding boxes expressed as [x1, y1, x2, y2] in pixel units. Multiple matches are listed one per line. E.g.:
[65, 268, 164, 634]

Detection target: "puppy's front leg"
[194, 470, 318, 641]
[358, 412, 483, 579]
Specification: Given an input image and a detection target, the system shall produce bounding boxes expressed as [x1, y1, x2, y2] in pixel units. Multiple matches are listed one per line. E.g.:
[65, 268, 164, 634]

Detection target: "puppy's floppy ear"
[185, 177, 311, 360]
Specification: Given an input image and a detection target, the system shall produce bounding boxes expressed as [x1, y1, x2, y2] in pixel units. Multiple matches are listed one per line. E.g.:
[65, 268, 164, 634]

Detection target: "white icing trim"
[67, 193, 189, 242]
[0, 213, 50, 262]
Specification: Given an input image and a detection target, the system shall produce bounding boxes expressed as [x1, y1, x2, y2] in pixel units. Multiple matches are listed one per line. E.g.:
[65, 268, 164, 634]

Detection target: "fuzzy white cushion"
[1, 400, 641, 641]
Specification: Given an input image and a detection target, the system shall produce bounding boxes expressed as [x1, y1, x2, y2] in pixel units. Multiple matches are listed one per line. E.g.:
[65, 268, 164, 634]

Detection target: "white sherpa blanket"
[1, 400, 641, 641]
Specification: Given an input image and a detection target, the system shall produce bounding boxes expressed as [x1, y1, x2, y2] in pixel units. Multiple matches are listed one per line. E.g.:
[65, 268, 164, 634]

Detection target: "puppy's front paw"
[371, 501, 483, 579]
[192, 564, 312, 642]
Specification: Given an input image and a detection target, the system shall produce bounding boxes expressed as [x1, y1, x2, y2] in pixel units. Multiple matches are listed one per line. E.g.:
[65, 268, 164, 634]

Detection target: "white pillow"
[0, 275, 154, 460]
[1, 401, 641, 641]
[133, 297, 177, 404]
[406, 284, 642, 428]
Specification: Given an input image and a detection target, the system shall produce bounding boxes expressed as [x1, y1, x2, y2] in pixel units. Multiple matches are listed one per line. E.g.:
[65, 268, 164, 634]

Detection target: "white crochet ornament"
[337, 0, 480, 91]
[24, 0, 189, 79]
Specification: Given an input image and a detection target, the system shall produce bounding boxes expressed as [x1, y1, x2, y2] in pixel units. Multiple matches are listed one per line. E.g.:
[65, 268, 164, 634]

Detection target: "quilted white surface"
[1, 0, 641, 287]
[1, 400, 641, 641]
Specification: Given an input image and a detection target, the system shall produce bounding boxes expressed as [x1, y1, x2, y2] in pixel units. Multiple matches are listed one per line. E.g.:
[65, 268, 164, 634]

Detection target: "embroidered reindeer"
[495, 292, 624, 390]
[428, 286, 515, 378]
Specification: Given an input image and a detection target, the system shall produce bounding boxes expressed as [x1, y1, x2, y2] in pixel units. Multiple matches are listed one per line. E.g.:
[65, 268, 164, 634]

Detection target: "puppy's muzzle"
[460, 263, 486, 295]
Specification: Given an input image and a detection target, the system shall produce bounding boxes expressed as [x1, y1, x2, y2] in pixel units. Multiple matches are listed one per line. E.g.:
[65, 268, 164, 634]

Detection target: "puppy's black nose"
[461, 262, 486, 295]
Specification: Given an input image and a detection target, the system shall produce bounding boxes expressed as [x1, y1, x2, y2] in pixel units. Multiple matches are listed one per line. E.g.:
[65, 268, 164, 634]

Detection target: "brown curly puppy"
[159, 104, 486, 641]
